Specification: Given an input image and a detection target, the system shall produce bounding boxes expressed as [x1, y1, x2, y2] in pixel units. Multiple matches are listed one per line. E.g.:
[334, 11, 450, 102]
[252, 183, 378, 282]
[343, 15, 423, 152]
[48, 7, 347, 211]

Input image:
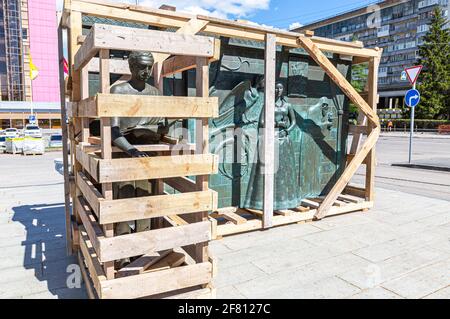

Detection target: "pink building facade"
[27, 0, 60, 102]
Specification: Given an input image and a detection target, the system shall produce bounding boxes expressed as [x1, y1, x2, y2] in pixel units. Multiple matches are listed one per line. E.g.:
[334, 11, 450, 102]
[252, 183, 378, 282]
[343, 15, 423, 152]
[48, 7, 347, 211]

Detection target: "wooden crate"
[59, 1, 383, 297]
[61, 7, 220, 298]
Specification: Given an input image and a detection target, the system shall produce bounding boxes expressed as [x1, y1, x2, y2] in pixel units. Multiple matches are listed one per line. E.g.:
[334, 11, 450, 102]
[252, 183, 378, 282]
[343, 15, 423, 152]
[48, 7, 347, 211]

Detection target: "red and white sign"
[404, 65, 423, 86]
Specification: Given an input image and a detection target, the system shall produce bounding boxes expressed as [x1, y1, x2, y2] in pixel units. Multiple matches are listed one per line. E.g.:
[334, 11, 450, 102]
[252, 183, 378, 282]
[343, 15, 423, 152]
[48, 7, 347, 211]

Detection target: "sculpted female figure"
[244, 82, 299, 210]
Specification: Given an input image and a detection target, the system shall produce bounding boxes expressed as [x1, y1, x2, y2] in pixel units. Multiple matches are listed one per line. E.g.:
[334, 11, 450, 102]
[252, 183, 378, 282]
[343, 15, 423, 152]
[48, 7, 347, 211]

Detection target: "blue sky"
[57, 0, 379, 29]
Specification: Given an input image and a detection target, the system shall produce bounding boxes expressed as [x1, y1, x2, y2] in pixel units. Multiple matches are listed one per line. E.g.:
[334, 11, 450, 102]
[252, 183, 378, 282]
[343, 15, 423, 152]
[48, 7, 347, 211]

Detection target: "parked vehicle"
[0, 136, 6, 153]
[49, 134, 63, 148]
[4, 128, 19, 138]
[22, 124, 42, 138]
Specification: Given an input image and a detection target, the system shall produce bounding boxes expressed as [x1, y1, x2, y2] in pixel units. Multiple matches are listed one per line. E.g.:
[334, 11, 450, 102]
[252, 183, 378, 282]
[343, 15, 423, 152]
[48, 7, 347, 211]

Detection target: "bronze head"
[128, 51, 154, 82]
[275, 82, 284, 99]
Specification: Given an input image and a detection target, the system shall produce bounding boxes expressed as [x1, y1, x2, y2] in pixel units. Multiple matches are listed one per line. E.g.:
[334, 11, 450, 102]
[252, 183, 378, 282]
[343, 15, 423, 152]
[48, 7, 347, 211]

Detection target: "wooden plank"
[295, 206, 311, 213]
[349, 125, 369, 135]
[275, 210, 295, 216]
[344, 185, 366, 198]
[165, 177, 198, 193]
[98, 190, 218, 224]
[365, 55, 381, 202]
[220, 211, 247, 225]
[100, 262, 212, 299]
[75, 94, 219, 118]
[58, 23, 73, 256]
[97, 153, 218, 183]
[338, 194, 364, 203]
[98, 221, 211, 262]
[116, 250, 172, 278]
[87, 57, 130, 74]
[244, 208, 264, 217]
[76, 171, 103, 217]
[75, 196, 104, 257]
[75, 145, 100, 181]
[262, 33, 276, 229]
[78, 226, 106, 295]
[301, 199, 320, 209]
[77, 251, 96, 299]
[74, 24, 215, 70]
[146, 252, 186, 272]
[167, 215, 189, 226]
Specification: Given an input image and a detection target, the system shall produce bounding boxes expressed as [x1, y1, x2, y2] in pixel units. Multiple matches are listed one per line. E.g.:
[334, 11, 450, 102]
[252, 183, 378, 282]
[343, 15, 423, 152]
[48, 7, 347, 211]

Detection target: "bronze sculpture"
[244, 82, 299, 210]
[108, 51, 169, 259]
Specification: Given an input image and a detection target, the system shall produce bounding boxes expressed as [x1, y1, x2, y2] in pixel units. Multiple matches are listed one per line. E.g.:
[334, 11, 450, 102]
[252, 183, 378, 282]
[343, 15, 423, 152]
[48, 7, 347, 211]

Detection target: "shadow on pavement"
[11, 203, 86, 299]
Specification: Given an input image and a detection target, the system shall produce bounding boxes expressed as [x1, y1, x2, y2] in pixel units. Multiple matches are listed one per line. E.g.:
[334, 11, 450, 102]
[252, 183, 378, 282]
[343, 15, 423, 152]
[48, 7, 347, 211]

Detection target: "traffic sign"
[404, 65, 423, 86]
[400, 71, 407, 81]
[405, 89, 420, 108]
[28, 115, 36, 123]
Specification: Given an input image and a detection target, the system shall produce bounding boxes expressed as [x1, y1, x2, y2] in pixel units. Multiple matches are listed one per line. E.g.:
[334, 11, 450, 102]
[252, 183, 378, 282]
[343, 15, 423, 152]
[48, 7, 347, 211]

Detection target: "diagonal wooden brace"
[297, 36, 381, 220]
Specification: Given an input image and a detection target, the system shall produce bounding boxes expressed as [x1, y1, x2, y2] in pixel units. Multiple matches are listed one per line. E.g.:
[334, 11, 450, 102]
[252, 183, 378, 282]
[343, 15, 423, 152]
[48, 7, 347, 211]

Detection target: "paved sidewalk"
[380, 132, 450, 139]
[210, 189, 450, 299]
[0, 153, 449, 299]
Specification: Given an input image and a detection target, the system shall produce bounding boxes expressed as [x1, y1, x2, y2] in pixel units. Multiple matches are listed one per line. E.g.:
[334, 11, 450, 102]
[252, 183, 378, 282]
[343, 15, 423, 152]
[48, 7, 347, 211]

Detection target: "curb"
[392, 163, 450, 173]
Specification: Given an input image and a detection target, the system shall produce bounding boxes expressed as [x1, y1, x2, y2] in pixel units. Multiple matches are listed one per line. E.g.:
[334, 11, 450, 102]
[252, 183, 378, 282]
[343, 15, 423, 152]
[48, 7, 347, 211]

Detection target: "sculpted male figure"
[108, 51, 169, 255]
[111, 51, 168, 156]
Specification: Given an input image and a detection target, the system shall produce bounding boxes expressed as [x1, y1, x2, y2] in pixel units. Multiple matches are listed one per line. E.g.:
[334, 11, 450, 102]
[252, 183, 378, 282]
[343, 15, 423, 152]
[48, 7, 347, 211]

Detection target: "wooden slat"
[98, 221, 211, 262]
[76, 171, 103, 217]
[349, 125, 369, 134]
[146, 252, 186, 272]
[77, 251, 96, 299]
[338, 194, 364, 203]
[116, 250, 172, 278]
[100, 262, 212, 299]
[262, 33, 276, 229]
[97, 154, 218, 183]
[75, 94, 219, 118]
[75, 196, 104, 257]
[165, 177, 197, 193]
[78, 226, 106, 295]
[220, 211, 247, 225]
[301, 199, 320, 209]
[98, 190, 218, 224]
[74, 24, 215, 70]
[344, 185, 366, 198]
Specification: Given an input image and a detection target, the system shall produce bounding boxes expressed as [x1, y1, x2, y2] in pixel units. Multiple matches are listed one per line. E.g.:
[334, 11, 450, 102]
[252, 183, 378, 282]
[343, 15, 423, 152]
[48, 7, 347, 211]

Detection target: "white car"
[0, 136, 5, 153]
[49, 134, 63, 148]
[23, 125, 42, 138]
[4, 128, 19, 138]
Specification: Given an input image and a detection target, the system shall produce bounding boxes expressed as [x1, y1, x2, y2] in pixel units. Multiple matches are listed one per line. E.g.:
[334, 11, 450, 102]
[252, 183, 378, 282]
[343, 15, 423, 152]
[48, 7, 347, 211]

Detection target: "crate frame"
[59, 0, 382, 296]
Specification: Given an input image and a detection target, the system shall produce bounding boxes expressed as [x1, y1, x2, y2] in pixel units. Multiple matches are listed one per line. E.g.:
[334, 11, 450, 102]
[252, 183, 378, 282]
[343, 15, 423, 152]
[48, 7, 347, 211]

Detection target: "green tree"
[415, 7, 450, 119]
[349, 62, 368, 122]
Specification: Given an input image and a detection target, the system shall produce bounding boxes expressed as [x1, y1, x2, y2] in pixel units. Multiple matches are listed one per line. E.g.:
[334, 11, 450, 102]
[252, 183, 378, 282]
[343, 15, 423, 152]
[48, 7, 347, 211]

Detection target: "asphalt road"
[351, 135, 450, 201]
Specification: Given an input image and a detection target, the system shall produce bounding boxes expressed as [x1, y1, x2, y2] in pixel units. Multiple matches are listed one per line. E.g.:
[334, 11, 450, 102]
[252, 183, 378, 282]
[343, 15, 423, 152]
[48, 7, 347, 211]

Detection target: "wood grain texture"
[98, 221, 211, 262]
[98, 190, 218, 224]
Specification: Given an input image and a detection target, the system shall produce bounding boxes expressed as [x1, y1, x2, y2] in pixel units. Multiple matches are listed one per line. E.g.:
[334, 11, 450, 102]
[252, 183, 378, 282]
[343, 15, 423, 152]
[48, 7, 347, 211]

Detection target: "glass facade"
[0, 0, 25, 101]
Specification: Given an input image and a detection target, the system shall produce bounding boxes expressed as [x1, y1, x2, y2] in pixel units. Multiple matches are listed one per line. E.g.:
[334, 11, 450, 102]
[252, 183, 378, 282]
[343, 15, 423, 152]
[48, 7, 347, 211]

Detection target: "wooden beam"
[98, 190, 218, 224]
[74, 24, 215, 70]
[69, 0, 377, 59]
[262, 33, 276, 229]
[74, 94, 219, 118]
[165, 177, 197, 193]
[76, 171, 103, 217]
[98, 221, 211, 262]
[116, 250, 172, 278]
[297, 36, 380, 220]
[100, 262, 212, 299]
[95, 153, 218, 183]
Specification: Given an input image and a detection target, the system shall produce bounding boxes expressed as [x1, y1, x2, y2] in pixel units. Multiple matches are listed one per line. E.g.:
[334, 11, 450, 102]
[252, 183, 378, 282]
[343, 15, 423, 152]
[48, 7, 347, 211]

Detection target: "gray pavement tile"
[381, 259, 450, 299]
[213, 262, 266, 288]
[349, 287, 404, 299]
[338, 247, 449, 290]
[423, 286, 450, 299]
[216, 285, 246, 299]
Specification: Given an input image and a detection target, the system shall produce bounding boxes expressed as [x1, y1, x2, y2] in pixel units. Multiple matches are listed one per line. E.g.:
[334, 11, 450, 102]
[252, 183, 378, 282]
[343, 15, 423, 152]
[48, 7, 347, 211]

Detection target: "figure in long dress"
[244, 82, 299, 210]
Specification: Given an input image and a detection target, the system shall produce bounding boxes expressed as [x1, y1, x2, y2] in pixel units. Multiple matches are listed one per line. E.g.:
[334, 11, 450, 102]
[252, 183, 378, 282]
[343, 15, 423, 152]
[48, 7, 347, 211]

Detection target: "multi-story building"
[294, 0, 450, 109]
[0, 0, 60, 130]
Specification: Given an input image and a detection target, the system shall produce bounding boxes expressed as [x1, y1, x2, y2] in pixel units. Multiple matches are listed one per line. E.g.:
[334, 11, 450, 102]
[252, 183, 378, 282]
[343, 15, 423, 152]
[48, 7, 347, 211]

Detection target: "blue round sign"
[405, 89, 420, 108]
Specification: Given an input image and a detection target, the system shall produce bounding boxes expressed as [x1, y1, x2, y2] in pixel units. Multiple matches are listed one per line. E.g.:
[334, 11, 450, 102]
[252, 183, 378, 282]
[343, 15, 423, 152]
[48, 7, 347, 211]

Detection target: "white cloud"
[56, 0, 270, 19]
[289, 22, 303, 30]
